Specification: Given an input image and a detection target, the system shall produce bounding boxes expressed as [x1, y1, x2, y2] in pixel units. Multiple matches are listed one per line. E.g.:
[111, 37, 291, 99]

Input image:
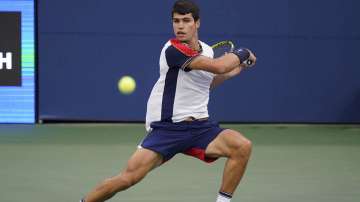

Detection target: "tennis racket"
[211, 40, 253, 66]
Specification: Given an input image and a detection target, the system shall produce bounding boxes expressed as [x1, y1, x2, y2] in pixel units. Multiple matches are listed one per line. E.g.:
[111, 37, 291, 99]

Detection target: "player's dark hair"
[172, 0, 200, 22]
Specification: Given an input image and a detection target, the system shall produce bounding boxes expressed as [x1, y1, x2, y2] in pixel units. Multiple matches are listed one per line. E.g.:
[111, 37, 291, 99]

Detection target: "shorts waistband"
[183, 117, 209, 122]
[150, 119, 216, 130]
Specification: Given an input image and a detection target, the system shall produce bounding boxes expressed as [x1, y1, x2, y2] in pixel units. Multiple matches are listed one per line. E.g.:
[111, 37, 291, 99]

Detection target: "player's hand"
[232, 48, 257, 68]
[244, 49, 256, 68]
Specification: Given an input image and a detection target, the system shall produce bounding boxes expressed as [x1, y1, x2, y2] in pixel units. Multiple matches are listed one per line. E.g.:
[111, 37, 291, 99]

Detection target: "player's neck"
[187, 37, 200, 52]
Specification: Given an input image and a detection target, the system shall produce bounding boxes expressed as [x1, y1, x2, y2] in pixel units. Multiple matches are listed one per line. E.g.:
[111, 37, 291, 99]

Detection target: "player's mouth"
[176, 31, 186, 37]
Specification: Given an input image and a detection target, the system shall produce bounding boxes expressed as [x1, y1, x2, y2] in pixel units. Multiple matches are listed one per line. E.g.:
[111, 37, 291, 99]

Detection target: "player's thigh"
[205, 129, 251, 158]
[124, 148, 163, 177]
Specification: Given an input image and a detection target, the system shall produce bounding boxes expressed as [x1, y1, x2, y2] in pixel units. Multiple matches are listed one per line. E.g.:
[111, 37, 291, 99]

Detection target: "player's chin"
[176, 35, 188, 42]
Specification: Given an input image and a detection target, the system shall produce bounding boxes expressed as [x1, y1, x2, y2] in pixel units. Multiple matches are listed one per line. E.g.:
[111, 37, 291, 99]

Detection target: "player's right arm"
[188, 50, 256, 74]
[188, 53, 240, 74]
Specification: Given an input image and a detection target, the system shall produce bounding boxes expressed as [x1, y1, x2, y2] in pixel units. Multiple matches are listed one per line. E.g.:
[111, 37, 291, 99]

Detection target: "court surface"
[0, 123, 359, 202]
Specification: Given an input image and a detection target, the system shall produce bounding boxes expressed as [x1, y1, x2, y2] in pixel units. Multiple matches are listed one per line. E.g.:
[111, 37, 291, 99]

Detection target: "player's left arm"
[210, 65, 244, 89]
[210, 49, 257, 89]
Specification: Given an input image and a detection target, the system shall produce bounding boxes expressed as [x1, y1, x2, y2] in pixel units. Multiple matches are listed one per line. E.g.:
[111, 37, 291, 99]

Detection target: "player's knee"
[112, 173, 139, 191]
[97, 177, 125, 196]
[242, 137, 252, 155]
[116, 175, 134, 190]
[121, 167, 147, 188]
[128, 173, 145, 187]
[101, 173, 139, 194]
[232, 133, 252, 158]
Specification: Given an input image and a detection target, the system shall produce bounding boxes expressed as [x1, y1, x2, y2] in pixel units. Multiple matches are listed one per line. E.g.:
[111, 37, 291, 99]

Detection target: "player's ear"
[196, 19, 200, 29]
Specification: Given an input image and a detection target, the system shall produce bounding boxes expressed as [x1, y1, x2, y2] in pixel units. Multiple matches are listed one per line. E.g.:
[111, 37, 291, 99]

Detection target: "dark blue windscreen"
[38, 0, 360, 123]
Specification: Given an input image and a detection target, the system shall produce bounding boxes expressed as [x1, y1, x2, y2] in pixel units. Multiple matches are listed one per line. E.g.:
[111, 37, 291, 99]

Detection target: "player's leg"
[83, 148, 163, 202]
[205, 129, 252, 200]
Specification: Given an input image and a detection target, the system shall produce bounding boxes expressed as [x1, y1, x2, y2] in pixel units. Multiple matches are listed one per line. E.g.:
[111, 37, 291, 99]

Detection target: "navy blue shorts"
[140, 120, 224, 163]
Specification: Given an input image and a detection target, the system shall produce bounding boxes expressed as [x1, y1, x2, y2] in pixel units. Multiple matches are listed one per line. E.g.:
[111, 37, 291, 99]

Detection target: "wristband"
[231, 48, 250, 64]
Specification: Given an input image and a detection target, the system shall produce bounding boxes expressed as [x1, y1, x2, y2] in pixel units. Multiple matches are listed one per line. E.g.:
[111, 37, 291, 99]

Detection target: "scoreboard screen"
[0, 0, 35, 123]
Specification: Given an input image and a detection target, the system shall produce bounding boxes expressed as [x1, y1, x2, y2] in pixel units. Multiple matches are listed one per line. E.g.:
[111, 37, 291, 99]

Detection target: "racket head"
[211, 41, 235, 58]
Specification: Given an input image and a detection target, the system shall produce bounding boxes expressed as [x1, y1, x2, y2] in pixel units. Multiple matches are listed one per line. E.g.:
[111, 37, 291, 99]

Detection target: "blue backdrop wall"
[38, 0, 360, 123]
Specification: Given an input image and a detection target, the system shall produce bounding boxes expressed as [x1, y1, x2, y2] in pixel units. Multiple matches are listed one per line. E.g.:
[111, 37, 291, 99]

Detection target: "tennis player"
[81, 0, 256, 201]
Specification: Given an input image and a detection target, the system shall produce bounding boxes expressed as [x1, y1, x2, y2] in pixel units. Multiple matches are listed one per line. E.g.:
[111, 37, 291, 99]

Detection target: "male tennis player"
[81, 1, 256, 202]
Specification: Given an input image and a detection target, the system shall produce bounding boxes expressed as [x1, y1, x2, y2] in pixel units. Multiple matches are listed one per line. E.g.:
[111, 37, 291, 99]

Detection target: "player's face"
[172, 13, 200, 42]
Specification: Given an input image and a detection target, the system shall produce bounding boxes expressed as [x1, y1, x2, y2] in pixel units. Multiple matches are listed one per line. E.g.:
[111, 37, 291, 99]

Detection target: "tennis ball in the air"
[118, 76, 136, 94]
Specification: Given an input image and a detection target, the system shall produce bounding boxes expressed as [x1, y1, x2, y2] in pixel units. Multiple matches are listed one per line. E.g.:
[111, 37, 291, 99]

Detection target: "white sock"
[216, 191, 232, 202]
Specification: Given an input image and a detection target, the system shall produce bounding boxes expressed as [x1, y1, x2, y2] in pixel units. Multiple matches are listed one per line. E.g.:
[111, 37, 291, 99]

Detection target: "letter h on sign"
[0, 52, 12, 70]
[0, 12, 21, 86]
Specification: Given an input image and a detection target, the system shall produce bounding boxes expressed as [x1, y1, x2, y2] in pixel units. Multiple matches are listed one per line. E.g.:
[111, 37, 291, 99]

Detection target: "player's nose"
[177, 21, 184, 29]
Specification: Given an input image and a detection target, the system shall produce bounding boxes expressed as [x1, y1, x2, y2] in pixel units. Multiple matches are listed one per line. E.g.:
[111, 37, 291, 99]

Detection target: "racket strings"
[211, 41, 234, 58]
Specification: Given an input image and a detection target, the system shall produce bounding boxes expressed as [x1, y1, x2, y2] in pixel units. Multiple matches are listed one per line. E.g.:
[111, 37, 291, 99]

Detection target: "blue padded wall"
[38, 0, 360, 122]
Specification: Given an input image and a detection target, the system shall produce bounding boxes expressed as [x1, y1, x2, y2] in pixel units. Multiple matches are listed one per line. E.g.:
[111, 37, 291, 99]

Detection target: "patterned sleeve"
[165, 39, 200, 72]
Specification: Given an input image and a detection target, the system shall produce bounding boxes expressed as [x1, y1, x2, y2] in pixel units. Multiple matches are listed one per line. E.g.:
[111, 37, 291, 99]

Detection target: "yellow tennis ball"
[118, 76, 136, 94]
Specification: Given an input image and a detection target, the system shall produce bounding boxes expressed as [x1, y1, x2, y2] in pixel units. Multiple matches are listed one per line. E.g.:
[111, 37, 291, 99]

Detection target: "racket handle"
[244, 59, 253, 66]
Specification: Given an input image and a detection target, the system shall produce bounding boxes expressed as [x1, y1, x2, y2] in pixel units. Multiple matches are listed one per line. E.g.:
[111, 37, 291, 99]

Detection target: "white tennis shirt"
[145, 39, 215, 131]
